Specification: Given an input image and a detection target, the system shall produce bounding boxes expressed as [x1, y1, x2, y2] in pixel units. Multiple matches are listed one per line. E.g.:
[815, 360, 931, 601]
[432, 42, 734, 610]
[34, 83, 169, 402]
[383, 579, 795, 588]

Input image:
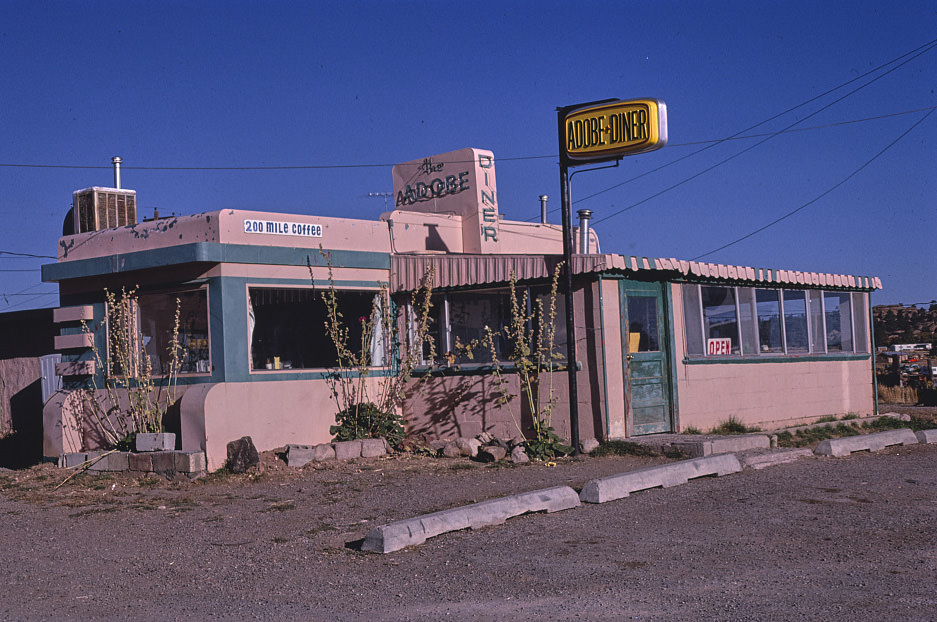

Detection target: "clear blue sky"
[1, 0, 934, 312]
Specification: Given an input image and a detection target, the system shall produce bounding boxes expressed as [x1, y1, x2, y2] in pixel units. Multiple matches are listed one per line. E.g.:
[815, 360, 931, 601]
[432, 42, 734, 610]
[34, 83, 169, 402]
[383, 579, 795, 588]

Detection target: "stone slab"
[312, 443, 336, 461]
[915, 429, 937, 444]
[672, 435, 771, 457]
[285, 445, 315, 468]
[814, 428, 918, 457]
[738, 448, 814, 470]
[360, 438, 387, 458]
[362, 486, 581, 554]
[333, 440, 362, 460]
[579, 454, 742, 504]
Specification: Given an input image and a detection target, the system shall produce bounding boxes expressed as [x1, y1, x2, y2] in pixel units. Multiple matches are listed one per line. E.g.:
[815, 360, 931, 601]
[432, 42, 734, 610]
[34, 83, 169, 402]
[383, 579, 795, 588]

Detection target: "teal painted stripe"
[42, 242, 389, 282]
[243, 277, 384, 288]
[683, 354, 871, 365]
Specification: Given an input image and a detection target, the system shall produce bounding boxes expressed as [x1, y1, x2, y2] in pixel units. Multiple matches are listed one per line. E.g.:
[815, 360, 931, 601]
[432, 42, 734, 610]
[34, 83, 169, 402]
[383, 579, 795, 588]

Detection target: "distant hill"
[873, 303, 937, 348]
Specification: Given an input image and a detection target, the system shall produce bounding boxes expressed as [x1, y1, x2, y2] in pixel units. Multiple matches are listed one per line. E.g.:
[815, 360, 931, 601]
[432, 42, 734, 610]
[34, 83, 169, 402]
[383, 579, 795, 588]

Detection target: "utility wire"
[590, 38, 937, 226]
[0, 250, 56, 259]
[691, 107, 936, 261]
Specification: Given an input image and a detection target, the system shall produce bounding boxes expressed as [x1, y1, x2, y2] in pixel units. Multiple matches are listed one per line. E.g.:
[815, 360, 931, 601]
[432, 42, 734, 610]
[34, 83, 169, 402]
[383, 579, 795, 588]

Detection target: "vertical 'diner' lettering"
[478, 153, 498, 243]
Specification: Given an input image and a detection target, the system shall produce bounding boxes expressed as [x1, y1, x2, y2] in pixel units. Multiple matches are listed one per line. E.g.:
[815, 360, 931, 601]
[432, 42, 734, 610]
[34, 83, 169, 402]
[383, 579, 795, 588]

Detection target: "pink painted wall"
[668, 284, 875, 431]
[56, 209, 390, 262]
[180, 376, 389, 471]
[403, 279, 606, 445]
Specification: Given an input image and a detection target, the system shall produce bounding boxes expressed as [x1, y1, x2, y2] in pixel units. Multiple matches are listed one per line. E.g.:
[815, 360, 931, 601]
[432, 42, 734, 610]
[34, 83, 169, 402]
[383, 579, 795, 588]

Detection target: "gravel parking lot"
[2, 427, 936, 621]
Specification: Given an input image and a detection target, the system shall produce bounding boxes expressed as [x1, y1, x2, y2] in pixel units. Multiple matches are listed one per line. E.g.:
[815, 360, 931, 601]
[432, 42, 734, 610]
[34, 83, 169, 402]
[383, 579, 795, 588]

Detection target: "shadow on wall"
[407, 374, 510, 440]
[0, 380, 43, 468]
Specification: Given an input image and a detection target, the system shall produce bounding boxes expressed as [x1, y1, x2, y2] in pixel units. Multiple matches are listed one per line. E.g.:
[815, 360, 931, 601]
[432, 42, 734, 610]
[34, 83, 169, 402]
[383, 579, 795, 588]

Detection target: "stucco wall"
[669, 283, 875, 431]
[181, 376, 387, 471]
[403, 278, 605, 445]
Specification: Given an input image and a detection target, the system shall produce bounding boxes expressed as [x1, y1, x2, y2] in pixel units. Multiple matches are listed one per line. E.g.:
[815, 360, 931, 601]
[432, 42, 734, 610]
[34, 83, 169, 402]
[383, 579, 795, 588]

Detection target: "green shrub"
[709, 416, 760, 435]
[330, 402, 404, 447]
[524, 426, 573, 461]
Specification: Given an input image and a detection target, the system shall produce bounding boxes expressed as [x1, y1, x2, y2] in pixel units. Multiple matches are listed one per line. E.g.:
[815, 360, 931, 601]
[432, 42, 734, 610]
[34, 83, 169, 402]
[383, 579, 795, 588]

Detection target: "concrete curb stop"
[737, 448, 814, 470]
[579, 454, 742, 504]
[915, 429, 937, 444]
[361, 485, 581, 554]
[814, 428, 919, 457]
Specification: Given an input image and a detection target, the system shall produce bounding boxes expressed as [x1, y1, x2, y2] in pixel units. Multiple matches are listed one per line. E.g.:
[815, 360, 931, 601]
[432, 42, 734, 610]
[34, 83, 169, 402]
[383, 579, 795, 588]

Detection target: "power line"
[691, 107, 936, 260]
[0, 250, 56, 259]
[590, 38, 937, 226]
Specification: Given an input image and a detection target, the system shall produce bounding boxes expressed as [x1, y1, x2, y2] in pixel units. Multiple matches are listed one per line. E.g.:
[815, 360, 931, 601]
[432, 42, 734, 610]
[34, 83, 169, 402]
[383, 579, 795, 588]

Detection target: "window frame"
[106, 285, 211, 378]
[247, 285, 387, 373]
[410, 283, 568, 369]
[682, 283, 871, 361]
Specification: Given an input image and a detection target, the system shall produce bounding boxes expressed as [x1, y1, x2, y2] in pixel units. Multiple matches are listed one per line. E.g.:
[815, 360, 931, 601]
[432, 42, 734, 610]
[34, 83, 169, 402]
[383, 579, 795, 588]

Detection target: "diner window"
[851, 292, 869, 353]
[248, 287, 380, 370]
[701, 286, 741, 354]
[755, 289, 783, 353]
[683, 284, 871, 358]
[447, 290, 510, 363]
[415, 285, 567, 366]
[824, 292, 853, 352]
[109, 288, 210, 376]
[782, 290, 809, 353]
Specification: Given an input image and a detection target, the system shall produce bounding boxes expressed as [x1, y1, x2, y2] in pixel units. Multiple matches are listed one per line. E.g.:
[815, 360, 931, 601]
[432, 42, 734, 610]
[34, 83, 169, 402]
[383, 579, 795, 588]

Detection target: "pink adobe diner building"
[40, 148, 881, 470]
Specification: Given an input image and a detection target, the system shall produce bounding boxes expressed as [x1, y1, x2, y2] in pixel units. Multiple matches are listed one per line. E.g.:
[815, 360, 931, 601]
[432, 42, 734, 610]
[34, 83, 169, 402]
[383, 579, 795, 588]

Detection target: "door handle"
[627, 354, 634, 361]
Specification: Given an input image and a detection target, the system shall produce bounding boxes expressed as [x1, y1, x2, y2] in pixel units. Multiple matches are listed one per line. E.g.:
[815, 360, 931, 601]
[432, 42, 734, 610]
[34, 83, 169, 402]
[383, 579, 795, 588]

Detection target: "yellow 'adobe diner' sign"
[564, 99, 667, 162]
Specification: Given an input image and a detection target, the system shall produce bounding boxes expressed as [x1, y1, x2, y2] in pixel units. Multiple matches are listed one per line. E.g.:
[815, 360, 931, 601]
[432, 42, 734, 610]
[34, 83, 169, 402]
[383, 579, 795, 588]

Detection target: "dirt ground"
[2, 407, 936, 620]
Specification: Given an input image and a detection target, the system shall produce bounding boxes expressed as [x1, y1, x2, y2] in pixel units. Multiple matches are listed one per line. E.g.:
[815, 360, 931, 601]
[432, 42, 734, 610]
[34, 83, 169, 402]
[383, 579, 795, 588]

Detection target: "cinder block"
[135, 433, 176, 452]
[360, 438, 387, 458]
[174, 451, 206, 473]
[128, 452, 154, 472]
[61, 453, 89, 468]
[106, 452, 129, 472]
[151, 451, 177, 473]
[333, 440, 362, 460]
[86, 451, 110, 471]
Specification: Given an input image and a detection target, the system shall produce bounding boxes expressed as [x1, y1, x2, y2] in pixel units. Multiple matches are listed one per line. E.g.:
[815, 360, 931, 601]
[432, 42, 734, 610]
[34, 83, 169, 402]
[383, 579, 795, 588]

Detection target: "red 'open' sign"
[707, 338, 732, 355]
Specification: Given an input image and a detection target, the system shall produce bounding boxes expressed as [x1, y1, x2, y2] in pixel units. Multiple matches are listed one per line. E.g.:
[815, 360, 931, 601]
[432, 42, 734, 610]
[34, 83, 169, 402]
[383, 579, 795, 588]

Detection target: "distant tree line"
[872, 303, 937, 349]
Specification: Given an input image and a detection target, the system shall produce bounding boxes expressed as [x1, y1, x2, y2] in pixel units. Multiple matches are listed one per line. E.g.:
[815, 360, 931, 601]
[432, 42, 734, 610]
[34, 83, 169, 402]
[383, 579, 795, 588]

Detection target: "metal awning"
[390, 253, 882, 293]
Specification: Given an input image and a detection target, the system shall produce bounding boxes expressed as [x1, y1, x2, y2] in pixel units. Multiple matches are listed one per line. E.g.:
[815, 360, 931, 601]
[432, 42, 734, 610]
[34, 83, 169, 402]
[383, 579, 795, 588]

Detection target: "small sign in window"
[707, 338, 732, 356]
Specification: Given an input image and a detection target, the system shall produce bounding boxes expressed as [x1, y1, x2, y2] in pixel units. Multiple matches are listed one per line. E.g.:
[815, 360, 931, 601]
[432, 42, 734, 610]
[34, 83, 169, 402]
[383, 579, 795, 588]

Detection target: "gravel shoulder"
[2, 410, 936, 621]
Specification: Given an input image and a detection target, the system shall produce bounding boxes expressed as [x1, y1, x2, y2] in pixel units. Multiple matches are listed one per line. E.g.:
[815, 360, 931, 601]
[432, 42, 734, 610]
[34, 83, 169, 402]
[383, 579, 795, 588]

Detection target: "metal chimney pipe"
[539, 195, 549, 224]
[112, 156, 122, 189]
[577, 209, 593, 254]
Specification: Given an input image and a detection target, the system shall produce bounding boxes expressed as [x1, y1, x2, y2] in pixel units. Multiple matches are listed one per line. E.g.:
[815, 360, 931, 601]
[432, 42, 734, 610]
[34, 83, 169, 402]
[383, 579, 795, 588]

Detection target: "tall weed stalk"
[484, 264, 570, 459]
[315, 252, 436, 444]
[80, 288, 181, 446]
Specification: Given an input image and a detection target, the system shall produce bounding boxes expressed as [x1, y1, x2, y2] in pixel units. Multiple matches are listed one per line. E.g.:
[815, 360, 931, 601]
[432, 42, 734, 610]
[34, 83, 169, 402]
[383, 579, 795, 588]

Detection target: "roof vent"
[70, 157, 137, 233]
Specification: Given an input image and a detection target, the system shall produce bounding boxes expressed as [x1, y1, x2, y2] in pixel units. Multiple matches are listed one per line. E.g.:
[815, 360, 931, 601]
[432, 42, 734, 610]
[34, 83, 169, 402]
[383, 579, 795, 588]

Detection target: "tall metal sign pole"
[556, 98, 668, 452]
